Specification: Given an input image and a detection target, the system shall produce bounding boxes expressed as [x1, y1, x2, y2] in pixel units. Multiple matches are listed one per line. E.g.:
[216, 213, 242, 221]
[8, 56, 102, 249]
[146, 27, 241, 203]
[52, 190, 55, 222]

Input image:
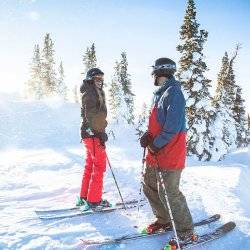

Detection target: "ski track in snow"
[1, 97, 250, 249]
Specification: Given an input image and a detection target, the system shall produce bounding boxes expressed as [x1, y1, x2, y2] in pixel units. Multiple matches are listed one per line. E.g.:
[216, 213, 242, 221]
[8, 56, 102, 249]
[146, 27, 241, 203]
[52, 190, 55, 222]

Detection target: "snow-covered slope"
[0, 95, 250, 250]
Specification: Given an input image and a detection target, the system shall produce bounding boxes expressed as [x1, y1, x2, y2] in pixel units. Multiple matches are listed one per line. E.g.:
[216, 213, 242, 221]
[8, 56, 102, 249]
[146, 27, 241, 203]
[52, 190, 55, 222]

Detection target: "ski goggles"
[151, 63, 176, 75]
[93, 75, 104, 81]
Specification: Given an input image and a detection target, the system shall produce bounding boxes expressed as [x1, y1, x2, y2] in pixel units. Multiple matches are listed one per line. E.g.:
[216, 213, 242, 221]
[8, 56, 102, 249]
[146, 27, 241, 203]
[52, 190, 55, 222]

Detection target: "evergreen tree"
[57, 61, 68, 100]
[230, 45, 248, 147]
[41, 33, 57, 96]
[73, 85, 79, 103]
[118, 52, 135, 124]
[25, 44, 43, 99]
[232, 86, 247, 147]
[135, 103, 149, 138]
[176, 0, 213, 160]
[108, 52, 135, 125]
[213, 52, 230, 105]
[247, 114, 250, 144]
[211, 45, 246, 159]
[211, 52, 235, 160]
[108, 69, 122, 123]
[82, 43, 97, 74]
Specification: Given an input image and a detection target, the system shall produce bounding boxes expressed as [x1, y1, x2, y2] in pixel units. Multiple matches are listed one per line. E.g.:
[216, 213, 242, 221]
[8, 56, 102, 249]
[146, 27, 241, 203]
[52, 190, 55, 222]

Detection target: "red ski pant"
[80, 138, 107, 203]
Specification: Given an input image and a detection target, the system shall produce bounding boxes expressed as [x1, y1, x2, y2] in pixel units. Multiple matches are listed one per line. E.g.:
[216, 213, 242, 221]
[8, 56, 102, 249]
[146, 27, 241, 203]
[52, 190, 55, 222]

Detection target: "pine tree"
[108, 62, 123, 123]
[25, 44, 43, 99]
[232, 86, 247, 147]
[135, 103, 149, 138]
[82, 43, 97, 74]
[211, 52, 234, 160]
[230, 45, 248, 147]
[73, 85, 79, 103]
[247, 114, 250, 145]
[41, 33, 57, 96]
[57, 61, 68, 100]
[118, 52, 135, 124]
[176, 0, 213, 160]
[213, 52, 230, 105]
[211, 46, 246, 159]
[108, 53, 135, 125]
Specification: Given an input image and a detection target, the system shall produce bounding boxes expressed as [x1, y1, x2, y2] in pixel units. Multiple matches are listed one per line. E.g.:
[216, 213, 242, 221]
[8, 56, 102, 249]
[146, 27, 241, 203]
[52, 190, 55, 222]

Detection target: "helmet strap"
[154, 76, 159, 86]
[154, 76, 168, 86]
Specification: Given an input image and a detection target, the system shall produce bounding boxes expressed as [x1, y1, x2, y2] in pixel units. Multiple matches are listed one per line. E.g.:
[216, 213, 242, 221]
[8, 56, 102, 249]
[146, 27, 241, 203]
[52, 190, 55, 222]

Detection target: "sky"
[0, 0, 250, 111]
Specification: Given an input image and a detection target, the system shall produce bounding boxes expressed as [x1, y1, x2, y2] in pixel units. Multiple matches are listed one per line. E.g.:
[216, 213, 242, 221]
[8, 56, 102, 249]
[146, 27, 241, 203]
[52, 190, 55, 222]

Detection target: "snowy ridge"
[0, 96, 250, 249]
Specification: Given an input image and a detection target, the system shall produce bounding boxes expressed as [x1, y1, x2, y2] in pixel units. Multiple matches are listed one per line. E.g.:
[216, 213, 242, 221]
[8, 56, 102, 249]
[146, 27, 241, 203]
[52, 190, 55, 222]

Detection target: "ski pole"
[106, 154, 127, 210]
[154, 156, 181, 250]
[137, 147, 146, 213]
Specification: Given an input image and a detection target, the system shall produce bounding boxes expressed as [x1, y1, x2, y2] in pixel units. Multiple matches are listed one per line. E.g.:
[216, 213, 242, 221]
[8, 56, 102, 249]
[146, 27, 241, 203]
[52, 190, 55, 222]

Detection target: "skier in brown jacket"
[76, 68, 110, 211]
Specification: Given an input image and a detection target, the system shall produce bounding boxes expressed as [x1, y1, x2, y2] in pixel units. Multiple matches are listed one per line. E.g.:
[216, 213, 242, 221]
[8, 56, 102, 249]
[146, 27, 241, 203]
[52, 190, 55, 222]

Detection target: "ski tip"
[225, 221, 236, 230]
[38, 216, 53, 220]
[214, 214, 221, 219]
[80, 239, 87, 245]
[80, 239, 92, 246]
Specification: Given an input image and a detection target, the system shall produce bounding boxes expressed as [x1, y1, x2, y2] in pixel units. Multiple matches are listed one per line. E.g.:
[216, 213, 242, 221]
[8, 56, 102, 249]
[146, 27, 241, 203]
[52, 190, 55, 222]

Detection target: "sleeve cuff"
[148, 142, 161, 154]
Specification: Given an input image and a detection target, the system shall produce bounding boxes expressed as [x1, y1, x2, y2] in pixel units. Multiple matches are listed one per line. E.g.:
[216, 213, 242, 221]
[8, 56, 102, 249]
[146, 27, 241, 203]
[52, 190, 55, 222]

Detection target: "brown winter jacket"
[80, 80, 107, 139]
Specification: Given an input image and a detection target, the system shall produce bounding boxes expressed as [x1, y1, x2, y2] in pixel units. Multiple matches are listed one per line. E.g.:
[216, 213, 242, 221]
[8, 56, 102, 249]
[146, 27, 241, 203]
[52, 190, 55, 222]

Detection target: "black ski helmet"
[86, 68, 104, 80]
[151, 58, 176, 77]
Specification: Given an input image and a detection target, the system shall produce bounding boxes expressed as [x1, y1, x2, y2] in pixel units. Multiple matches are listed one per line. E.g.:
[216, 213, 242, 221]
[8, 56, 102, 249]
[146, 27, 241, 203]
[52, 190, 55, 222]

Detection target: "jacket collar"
[154, 76, 176, 95]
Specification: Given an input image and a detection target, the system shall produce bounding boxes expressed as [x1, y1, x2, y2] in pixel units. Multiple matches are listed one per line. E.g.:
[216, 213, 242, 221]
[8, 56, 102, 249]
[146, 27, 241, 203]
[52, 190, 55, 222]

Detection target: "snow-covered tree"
[108, 68, 122, 123]
[108, 52, 135, 125]
[57, 61, 68, 100]
[41, 33, 57, 96]
[82, 43, 97, 74]
[118, 52, 135, 124]
[73, 85, 79, 103]
[25, 44, 43, 99]
[210, 45, 246, 160]
[229, 45, 248, 147]
[176, 0, 214, 160]
[247, 114, 250, 144]
[211, 52, 235, 160]
[135, 103, 149, 138]
[233, 85, 247, 147]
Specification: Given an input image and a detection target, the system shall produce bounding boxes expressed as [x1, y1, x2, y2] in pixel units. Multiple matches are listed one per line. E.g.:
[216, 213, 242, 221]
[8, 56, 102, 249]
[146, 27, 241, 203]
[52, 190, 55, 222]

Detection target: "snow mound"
[0, 96, 80, 150]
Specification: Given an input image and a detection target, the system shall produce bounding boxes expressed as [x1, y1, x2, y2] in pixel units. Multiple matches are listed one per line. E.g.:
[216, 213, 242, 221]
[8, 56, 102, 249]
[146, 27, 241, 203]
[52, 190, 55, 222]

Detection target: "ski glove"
[140, 131, 153, 148]
[96, 132, 108, 146]
[80, 127, 94, 140]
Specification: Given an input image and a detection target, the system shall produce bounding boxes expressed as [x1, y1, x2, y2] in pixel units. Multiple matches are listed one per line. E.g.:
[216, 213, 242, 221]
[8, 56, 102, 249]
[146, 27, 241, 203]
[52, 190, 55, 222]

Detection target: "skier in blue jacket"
[140, 58, 196, 245]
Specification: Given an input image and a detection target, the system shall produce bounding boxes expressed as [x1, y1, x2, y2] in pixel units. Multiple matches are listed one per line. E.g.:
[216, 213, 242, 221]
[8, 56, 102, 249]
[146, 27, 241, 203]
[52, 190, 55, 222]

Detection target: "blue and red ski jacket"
[146, 76, 187, 170]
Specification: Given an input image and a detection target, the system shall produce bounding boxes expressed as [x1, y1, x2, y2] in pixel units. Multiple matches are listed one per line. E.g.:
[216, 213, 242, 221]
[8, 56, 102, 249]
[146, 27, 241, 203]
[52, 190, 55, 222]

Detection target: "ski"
[165, 221, 236, 249]
[38, 201, 144, 220]
[35, 198, 144, 214]
[80, 214, 220, 246]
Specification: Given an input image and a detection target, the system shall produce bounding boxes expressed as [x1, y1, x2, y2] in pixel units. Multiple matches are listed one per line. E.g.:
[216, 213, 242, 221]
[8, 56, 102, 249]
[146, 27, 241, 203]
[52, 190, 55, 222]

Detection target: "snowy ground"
[1, 95, 250, 250]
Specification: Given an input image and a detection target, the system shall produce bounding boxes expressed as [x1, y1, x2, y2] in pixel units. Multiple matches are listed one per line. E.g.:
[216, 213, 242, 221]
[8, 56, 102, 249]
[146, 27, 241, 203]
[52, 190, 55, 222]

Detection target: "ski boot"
[76, 196, 87, 206]
[163, 244, 177, 250]
[81, 199, 112, 212]
[165, 231, 198, 249]
[141, 221, 172, 235]
[92, 199, 112, 211]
